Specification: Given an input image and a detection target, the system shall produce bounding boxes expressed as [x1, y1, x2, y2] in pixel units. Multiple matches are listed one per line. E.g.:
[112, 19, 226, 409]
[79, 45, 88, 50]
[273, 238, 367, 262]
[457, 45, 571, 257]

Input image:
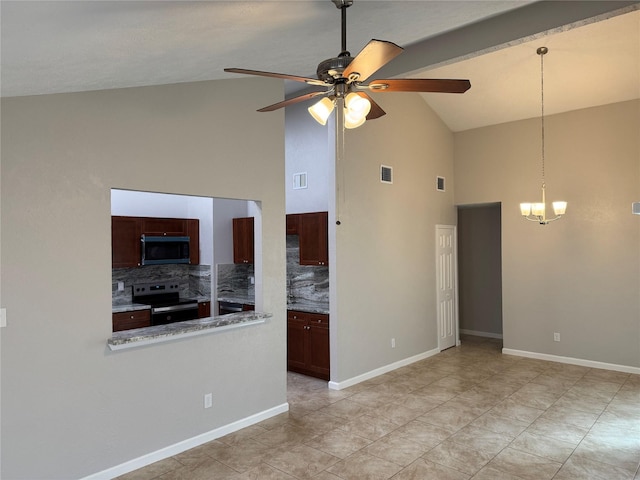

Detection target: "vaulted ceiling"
[2, 1, 638, 132]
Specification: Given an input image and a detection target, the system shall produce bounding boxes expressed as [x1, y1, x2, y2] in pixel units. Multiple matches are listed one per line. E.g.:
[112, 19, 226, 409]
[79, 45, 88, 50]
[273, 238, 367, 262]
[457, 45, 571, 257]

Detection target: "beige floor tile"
[392, 457, 470, 480]
[364, 434, 427, 467]
[263, 443, 339, 479]
[252, 423, 315, 448]
[509, 382, 563, 410]
[418, 402, 483, 431]
[539, 404, 600, 430]
[448, 424, 513, 455]
[318, 398, 375, 420]
[525, 417, 589, 446]
[486, 447, 562, 480]
[509, 431, 576, 463]
[470, 465, 526, 480]
[390, 419, 454, 449]
[370, 402, 423, 426]
[156, 457, 242, 480]
[572, 435, 640, 473]
[424, 438, 495, 476]
[338, 414, 399, 441]
[326, 451, 403, 479]
[235, 462, 297, 479]
[304, 428, 372, 459]
[470, 411, 530, 438]
[553, 390, 609, 414]
[489, 398, 545, 424]
[553, 455, 636, 480]
[203, 438, 273, 473]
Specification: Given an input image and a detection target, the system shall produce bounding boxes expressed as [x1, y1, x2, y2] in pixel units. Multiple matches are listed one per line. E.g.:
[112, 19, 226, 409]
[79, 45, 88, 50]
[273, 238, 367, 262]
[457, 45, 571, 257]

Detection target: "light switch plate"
[0, 308, 7, 328]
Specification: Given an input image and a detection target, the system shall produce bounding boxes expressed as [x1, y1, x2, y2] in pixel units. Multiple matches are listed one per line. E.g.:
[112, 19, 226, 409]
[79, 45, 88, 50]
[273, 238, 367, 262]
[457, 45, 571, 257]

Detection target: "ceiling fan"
[225, 0, 471, 128]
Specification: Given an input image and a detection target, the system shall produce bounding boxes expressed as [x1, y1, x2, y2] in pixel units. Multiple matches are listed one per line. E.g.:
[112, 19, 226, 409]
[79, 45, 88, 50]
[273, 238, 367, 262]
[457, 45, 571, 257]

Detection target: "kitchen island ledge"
[107, 311, 271, 351]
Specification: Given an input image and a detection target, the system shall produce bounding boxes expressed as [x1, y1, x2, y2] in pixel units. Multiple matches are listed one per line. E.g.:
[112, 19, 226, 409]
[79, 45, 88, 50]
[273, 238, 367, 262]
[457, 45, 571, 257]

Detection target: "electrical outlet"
[204, 393, 213, 409]
[391, 338, 396, 348]
[554, 332, 560, 342]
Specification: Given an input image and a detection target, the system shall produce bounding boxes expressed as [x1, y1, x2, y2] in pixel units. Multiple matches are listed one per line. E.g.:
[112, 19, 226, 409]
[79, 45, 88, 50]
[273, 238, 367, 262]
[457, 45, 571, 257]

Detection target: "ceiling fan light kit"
[520, 47, 567, 225]
[224, 0, 470, 129]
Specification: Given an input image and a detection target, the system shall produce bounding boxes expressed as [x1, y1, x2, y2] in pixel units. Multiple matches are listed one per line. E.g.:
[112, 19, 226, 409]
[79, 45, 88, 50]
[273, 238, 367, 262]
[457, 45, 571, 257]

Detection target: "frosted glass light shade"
[344, 92, 371, 129]
[308, 97, 334, 125]
[552, 201, 567, 215]
[531, 203, 545, 216]
[520, 203, 532, 216]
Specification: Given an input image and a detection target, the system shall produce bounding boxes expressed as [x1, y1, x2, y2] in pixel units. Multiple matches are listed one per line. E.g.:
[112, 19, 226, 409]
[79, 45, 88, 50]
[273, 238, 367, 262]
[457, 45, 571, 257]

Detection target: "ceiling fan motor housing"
[317, 56, 354, 82]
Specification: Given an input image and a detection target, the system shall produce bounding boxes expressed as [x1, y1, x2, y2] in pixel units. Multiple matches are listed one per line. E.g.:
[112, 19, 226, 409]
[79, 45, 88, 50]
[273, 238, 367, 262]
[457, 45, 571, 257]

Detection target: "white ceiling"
[1, 1, 638, 132]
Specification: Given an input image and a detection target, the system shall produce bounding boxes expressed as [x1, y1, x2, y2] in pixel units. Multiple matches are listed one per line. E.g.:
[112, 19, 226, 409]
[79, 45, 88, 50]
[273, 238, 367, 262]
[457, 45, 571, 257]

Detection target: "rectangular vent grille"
[293, 172, 307, 190]
[436, 176, 445, 192]
[380, 165, 393, 184]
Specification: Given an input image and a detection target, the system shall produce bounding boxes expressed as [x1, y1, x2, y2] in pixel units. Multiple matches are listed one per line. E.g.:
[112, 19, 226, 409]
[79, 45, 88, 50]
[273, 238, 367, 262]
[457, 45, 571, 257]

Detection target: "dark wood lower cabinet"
[112, 310, 151, 332]
[287, 310, 329, 380]
[198, 301, 211, 318]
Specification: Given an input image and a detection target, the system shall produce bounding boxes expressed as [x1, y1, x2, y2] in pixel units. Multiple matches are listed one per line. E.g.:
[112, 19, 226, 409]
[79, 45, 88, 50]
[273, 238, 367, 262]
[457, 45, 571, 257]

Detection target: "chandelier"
[520, 47, 567, 225]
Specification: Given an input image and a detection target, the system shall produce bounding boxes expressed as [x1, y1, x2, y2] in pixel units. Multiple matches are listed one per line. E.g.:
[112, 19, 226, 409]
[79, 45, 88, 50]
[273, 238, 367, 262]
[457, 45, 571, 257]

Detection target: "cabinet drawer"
[112, 310, 151, 332]
[287, 310, 308, 322]
[308, 313, 329, 327]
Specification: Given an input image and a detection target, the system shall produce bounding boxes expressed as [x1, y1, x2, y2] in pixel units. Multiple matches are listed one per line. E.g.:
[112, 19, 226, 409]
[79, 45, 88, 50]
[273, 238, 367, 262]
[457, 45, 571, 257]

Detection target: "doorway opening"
[457, 203, 503, 343]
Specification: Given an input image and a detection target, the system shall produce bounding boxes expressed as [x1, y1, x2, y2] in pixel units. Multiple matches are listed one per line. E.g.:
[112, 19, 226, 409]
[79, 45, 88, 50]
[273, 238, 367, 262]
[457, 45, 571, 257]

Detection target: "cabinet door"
[286, 214, 301, 235]
[299, 212, 328, 266]
[142, 218, 187, 236]
[186, 219, 200, 265]
[307, 314, 330, 380]
[112, 310, 150, 332]
[198, 301, 211, 318]
[111, 216, 142, 268]
[287, 312, 308, 372]
[233, 217, 254, 264]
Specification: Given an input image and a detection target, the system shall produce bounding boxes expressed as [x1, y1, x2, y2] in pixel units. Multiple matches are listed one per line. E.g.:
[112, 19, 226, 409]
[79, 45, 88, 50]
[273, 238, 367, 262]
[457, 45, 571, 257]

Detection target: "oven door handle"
[152, 303, 198, 314]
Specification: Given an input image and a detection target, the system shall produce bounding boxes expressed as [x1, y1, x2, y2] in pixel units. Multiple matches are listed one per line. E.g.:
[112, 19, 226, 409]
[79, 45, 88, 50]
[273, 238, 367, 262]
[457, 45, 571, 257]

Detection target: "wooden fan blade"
[224, 68, 327, 86]
[353, 92, 386, 120]
[257, 91, 328, 112]
[367, 78, 471, 93]
[343, 39, 404, 83]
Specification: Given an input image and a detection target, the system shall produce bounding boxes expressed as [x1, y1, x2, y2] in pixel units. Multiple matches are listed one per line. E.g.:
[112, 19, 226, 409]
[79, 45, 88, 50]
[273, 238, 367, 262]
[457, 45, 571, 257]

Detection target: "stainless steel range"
[132, 281, 199, 326]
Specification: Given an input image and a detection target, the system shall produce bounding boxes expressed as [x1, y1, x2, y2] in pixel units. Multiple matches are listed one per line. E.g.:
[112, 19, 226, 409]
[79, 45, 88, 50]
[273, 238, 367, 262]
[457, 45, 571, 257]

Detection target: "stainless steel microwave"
[141, 235, 190, 265]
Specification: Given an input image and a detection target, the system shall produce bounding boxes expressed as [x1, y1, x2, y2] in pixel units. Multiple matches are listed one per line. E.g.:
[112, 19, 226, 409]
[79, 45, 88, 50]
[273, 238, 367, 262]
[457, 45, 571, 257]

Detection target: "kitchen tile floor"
[116, 335, 640, 479]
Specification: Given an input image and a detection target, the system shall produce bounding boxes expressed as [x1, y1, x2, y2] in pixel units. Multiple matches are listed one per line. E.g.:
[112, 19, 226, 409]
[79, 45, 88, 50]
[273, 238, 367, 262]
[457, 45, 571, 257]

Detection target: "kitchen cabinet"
[287, 310, 330, 380]
[111, 216, 200, 267]
[112, 216, 142, 268]
[233, 217, 254, 264]
[198, 301, 211, 318]
[299, 212, 328, 266]
[112, 309, 151, 332]
[286, 213, 301, 235]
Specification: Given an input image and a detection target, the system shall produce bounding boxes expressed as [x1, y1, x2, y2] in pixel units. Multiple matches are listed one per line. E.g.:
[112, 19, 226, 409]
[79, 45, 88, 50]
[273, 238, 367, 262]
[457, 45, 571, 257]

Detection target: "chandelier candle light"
[520, 47, 567, 225]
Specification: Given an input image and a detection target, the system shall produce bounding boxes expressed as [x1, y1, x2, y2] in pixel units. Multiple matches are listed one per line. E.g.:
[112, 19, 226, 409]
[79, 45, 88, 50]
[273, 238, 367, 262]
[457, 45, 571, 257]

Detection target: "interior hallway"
[117, 335, 640, 479]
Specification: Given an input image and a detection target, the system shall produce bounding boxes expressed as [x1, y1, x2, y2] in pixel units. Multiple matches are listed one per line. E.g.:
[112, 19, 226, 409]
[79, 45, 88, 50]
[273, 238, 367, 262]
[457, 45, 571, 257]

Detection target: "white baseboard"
[328, 347, 440, 391]
[460, 329, 503, 339]
[502, 348, 640, 375]
[82, 402, 290, 480]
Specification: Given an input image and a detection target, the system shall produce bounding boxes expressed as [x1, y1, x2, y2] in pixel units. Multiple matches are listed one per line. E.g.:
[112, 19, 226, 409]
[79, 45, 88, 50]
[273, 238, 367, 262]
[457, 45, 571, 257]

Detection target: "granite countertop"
[112, 302, 151, 314]
[287, 301, 329, 315]
[108, 311, 272, 351]
[217, 295, 255, 305]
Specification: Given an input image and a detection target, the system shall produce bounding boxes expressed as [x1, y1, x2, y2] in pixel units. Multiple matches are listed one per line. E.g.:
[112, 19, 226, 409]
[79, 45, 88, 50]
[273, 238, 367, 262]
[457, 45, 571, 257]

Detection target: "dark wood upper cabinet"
[112, 216, 142, 268]
[233, 217, 254, 264]
[299, 212, 328, 266]
[141, 218, 187, 236]
[286, 214, 301, 235]
[111, 215, 200, 267]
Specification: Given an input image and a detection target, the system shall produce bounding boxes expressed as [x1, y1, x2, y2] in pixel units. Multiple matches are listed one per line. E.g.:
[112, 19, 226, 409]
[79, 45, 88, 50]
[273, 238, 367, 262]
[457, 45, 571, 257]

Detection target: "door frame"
[436, 224, 460, 350]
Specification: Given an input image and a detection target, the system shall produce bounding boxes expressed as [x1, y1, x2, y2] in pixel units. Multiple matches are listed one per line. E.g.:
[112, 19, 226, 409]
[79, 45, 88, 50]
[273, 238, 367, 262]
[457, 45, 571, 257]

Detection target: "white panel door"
[436, 225, 458, 350]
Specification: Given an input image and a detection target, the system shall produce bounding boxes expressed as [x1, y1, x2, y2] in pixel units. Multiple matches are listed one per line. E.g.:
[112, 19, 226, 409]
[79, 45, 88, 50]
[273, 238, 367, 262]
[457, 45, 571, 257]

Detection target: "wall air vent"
[436, 176, 445, 192]
[293, 172, 308, 190]
[380, 165, 393, 184]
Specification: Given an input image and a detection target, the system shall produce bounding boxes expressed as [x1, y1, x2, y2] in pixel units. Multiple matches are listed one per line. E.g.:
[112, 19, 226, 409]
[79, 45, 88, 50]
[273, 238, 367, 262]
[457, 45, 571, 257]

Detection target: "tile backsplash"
[112, 264, 211, 303]
[286, 235, 329, 306]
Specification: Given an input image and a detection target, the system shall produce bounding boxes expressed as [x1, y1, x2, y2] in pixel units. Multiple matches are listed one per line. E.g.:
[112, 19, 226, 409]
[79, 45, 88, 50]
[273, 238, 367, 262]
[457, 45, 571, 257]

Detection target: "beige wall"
[455, 100, 640, 368]
[1, 78, 286, 478]
[333, 93, 457, 382]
